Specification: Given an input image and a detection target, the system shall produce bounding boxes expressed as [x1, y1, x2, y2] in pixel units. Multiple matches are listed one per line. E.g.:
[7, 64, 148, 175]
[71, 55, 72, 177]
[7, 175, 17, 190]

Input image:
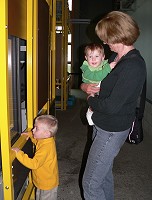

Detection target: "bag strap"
[131, 54, 147, 119]
[117, 53, 147, 119]
[137, 79, 147, 119]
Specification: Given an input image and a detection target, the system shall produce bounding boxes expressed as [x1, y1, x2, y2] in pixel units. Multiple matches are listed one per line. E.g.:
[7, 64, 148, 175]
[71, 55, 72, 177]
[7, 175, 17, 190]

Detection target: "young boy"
[80, 43, 116, 125]
[12, 115, 59, 200]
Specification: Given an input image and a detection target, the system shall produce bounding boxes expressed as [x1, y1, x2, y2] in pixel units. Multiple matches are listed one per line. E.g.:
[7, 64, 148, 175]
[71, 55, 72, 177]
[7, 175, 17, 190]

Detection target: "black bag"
[126, 108, 143, 144]
[126, 80, 146, 144]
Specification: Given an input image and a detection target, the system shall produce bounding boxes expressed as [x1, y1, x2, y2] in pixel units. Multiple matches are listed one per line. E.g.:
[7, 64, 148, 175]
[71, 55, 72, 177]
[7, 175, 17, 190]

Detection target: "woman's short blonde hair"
[95, 11, 140, 45]
[35, 115, 58, 137]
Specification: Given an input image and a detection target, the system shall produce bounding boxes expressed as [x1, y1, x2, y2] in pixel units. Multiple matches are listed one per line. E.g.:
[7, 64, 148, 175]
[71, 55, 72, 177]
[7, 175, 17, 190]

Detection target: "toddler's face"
[85, 49, 105, 68]
[32, 122, 48, 139]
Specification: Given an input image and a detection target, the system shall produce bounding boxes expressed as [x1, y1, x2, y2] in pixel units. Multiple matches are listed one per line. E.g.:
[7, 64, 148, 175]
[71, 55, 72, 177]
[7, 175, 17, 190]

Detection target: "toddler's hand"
[110, 61, 117, 69]
[21, 132, 30, 140]
[12, 147, 20, 153]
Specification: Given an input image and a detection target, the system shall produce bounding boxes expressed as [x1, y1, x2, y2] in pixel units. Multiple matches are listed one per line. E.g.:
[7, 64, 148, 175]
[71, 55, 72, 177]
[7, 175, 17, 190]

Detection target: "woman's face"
[108, 43, 124, 53]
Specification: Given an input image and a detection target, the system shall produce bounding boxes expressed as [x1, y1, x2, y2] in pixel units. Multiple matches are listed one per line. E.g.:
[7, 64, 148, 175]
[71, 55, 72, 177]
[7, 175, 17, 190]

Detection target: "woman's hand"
[81, 83, 100, 95]
[87, 93, 95, 100]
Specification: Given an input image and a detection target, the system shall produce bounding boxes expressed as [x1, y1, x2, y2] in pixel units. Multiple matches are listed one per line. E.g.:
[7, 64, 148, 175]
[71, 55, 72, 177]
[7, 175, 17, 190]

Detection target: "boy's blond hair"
[84, 43, 105, 56]
[35, 115, 58, 137]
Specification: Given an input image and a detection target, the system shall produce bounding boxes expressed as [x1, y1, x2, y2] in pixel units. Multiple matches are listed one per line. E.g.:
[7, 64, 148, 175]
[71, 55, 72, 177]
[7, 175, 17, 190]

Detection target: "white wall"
[128, 0, 152, 102]
[128, 0, 152, 134]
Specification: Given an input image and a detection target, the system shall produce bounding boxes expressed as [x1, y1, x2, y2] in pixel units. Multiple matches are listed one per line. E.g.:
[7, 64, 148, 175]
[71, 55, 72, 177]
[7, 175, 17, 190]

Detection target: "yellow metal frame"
[56, 0, 69, 110]
[27, 0, 34, 127]
[0, 1, 14, 199]
[63, 1, 68, 110]
[60, 0, 64, 110]
[51, 0, 57, 101]
[33, 0, 38, 118]
[0, 0, 55, 199]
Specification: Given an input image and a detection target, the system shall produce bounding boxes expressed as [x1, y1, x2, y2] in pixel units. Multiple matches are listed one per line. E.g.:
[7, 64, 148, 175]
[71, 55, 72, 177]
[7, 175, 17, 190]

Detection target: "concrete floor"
[56, 90, 152, 200]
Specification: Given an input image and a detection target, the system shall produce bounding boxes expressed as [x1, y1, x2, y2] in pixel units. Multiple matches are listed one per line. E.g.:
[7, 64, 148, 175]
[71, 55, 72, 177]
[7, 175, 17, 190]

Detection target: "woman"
[81, 11, 146, 200]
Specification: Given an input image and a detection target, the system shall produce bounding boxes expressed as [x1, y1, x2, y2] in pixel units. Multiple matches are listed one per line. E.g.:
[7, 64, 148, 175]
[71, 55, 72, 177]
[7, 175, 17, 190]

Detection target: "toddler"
[12, 115, 59, 200]
[80, 43, 116, 125]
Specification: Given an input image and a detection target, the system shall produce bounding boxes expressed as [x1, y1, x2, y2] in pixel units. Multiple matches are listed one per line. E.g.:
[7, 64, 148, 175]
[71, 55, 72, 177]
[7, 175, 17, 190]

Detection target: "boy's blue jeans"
[36, 187, 58, 200]
[82, 125, 129, 200]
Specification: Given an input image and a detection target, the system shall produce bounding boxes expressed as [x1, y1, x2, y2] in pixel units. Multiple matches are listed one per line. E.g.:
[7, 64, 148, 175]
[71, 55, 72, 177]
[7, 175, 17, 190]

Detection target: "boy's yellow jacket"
[16, 132, 59, 190]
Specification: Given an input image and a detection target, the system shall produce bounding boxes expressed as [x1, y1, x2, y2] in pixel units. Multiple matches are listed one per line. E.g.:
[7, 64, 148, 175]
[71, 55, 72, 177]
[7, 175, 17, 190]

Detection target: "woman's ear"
[85, 56, 87, 60]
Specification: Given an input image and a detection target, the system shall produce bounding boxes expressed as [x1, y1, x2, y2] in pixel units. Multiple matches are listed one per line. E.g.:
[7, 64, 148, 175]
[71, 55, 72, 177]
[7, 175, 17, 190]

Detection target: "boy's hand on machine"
[12, 147, 20, 153]
[21, 132, 30, 140]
